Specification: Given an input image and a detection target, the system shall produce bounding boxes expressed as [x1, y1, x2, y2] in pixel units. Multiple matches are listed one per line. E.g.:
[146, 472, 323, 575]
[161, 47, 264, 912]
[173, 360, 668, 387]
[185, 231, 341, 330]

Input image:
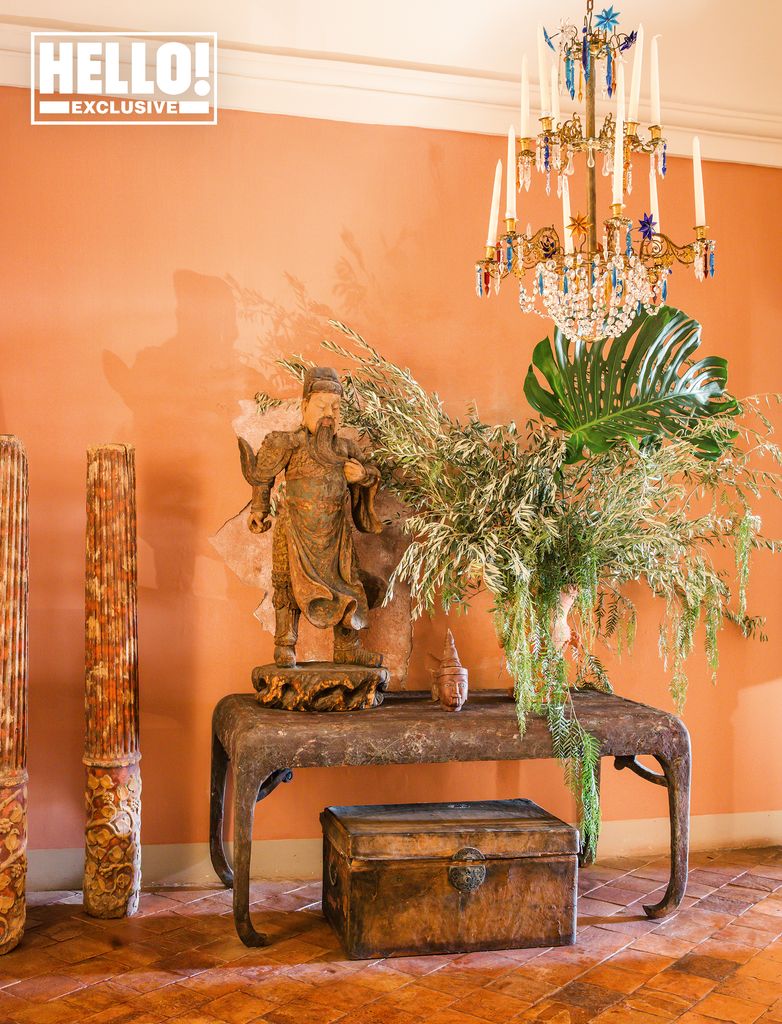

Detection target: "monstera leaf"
[524, 307, 738, 462]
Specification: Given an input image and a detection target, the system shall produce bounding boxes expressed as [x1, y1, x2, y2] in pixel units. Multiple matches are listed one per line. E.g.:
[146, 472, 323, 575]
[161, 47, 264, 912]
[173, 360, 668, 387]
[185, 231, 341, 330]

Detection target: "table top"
[214, 689, 689, 770]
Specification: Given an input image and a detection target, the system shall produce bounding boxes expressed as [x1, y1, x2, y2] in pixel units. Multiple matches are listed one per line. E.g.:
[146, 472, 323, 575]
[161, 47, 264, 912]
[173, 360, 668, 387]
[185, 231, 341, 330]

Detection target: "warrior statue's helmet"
[302, 367, 343, 400]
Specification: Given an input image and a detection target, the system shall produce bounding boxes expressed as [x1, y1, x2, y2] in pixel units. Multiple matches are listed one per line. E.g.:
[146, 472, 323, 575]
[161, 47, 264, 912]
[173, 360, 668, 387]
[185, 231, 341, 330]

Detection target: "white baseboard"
[27, 810, 782, 891]
[599, 810, 782, 859]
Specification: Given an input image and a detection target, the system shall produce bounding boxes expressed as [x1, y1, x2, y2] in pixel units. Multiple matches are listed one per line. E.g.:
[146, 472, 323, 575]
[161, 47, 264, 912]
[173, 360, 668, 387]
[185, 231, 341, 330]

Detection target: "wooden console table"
[210, 690, 690, 947]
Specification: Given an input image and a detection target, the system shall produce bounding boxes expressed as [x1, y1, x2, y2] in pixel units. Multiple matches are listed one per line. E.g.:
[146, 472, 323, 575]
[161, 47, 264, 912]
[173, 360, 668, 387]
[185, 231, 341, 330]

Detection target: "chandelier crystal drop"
[474, 1, 716, 341]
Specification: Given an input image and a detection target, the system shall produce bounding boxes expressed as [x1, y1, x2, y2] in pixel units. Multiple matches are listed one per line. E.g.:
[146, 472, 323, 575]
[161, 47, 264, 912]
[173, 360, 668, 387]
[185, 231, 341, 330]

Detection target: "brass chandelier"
[475, 0, 716, 340]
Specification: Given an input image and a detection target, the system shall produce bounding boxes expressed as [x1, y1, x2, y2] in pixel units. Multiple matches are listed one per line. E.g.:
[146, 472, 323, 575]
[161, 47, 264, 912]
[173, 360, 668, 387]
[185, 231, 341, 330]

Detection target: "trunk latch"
[448, 846, 487, 893]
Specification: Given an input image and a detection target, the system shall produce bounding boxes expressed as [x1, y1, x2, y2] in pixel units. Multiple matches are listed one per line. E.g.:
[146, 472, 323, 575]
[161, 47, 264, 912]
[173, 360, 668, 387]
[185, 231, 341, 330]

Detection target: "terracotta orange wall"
[1, 84, 780, 853]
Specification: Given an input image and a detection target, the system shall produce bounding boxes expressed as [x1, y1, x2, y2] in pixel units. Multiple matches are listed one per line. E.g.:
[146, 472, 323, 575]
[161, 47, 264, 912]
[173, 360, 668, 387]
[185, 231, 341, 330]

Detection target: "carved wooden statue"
[84, 444, 141, 917]
[0, 437, 29, 953]
[239, 368, 390, 710]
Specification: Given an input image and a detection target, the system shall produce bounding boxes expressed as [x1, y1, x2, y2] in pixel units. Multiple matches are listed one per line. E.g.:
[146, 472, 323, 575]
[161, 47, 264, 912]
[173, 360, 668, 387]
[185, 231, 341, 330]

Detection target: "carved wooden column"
[84, 444, 141, 918]
[0, 436, 29, 954]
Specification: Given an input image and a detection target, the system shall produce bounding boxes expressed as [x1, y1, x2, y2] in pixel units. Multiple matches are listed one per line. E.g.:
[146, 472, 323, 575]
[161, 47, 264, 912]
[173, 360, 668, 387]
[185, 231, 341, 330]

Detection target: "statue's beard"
[308, 416, 345, 467]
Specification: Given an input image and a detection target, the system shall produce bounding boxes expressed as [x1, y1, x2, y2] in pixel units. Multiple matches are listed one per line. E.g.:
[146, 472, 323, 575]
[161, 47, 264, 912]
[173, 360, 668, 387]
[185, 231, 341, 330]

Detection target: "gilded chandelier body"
[475, 0, 716, 340]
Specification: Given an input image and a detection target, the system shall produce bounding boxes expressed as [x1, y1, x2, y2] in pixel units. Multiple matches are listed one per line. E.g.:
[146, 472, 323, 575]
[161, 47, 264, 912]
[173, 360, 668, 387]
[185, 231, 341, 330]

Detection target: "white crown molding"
[3, 21, 781, 167]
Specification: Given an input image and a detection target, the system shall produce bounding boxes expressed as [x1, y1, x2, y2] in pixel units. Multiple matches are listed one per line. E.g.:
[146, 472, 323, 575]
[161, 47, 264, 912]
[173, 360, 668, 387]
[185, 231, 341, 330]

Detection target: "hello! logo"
[31, 32, 217, 125]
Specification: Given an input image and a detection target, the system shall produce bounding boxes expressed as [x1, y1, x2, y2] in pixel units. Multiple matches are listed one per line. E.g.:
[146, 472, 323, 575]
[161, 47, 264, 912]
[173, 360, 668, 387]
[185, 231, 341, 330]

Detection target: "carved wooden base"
[0, 774, 27, 954]
[84, 762, 141, 918]
[251, 662, 389, 712]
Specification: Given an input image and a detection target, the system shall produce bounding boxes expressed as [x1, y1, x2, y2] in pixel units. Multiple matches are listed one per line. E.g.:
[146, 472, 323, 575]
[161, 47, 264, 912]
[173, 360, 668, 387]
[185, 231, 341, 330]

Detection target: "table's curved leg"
[209, 732, 233, 888]
[615, 747, 691, 919]
[233, 766, 269, 947]
[578, 758, 601, 867]
[642, 751, 690, 919]
[210, 727, 294, 893]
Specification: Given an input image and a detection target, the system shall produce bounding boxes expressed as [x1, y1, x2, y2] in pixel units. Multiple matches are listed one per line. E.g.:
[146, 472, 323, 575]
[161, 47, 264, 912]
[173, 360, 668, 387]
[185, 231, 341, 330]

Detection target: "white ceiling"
[2, 0, 780, 164]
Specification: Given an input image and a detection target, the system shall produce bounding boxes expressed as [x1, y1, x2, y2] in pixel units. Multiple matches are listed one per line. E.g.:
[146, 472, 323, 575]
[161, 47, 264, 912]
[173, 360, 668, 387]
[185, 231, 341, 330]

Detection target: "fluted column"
[0, 437, 28, 954]
[84, 444, 141, 918]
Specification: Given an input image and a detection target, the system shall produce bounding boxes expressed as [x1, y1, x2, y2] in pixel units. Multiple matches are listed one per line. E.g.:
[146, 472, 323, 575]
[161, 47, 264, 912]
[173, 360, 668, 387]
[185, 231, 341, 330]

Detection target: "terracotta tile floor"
[4, 846, 781, 1024]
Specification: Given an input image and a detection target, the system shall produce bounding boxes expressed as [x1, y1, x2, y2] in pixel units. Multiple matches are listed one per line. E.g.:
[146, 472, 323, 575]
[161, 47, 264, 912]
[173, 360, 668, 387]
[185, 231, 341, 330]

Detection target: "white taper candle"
[649, 158, 660, 234]
[612, 61, 625, 206]
[505, 126, 517, 220]
[650, 35, 661, 125]
[486, 159, 503, 246]
[692, 137, 706, 226]
[537, 24, 550, 114]
[550, 64, 560, 122]
[520, 54, 530, 137]
[628, 23, 644, 122]
[562, 176, 573, 254]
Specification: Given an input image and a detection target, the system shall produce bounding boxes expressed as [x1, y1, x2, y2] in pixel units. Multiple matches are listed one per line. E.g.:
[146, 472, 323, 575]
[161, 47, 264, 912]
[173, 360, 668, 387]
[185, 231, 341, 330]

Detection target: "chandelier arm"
[640, 234, 697, 269]
[515, 227, 563, 273]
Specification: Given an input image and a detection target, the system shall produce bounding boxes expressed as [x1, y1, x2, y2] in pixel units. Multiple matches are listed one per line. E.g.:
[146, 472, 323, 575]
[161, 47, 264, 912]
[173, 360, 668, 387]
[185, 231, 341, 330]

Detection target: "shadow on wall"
[104, 270, 239, 588]
[102, 270, 250, 845]
[226, 230, 381, 385]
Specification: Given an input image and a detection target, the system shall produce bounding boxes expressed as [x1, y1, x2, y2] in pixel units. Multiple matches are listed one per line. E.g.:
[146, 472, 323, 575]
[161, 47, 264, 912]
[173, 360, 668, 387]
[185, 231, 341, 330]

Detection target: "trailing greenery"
[257, 311, 782, 857]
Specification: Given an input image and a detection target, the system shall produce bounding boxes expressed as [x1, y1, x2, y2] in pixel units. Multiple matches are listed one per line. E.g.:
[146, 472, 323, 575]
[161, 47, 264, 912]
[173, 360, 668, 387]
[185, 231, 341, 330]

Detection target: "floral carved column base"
[0, 435, 29, 955]
[0, 772, 28, 954]
[83, 760, 141, 919]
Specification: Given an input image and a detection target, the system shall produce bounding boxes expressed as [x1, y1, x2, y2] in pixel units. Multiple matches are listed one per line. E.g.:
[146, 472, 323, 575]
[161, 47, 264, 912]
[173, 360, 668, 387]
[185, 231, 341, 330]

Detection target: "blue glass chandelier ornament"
[595, 6, 620, 32]
[566, 55, 575, 99]
[619, 29, 637, 52]
[638, 213, 657, 240]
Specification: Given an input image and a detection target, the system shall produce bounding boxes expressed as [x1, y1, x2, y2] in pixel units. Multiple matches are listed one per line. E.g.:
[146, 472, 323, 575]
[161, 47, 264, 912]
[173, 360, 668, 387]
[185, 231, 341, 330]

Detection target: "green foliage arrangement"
[524, 306, 738, 462]
[258, 308, 781, 856]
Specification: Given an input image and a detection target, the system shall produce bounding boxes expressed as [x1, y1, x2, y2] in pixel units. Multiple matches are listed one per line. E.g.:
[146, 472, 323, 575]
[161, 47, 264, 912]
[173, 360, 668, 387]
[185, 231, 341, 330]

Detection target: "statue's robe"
[240, 428, 382, 630]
